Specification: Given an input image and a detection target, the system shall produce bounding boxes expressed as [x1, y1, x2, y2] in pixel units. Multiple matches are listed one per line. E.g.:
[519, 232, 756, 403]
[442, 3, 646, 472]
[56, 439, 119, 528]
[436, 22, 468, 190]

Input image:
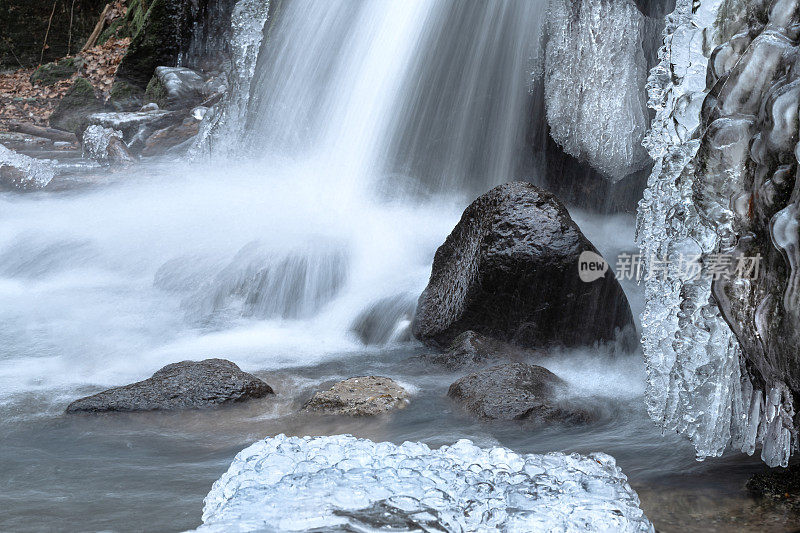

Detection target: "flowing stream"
[0, 1, 788, 532]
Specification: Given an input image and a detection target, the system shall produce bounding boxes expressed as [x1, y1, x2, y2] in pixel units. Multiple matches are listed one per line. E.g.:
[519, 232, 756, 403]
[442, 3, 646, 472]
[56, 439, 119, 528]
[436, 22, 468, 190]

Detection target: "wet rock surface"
[420, 330, 531, 370]
[448, 362, 586, 422]
[413, 181, 634, 350]
[302, 376, 408, 416]
[66, 359, 274, 413]
[350, 293, 416, 346]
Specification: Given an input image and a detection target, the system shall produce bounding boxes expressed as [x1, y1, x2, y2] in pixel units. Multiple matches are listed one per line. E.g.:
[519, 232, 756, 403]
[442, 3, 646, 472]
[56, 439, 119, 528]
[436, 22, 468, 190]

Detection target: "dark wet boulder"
[49, 77, 103, 134]
[66, 359, 274, 413]
[302, 376, 408, 416]
[421, 330, 531, 370]
[448, 362, 589, 423]
[413, 182, 634, 350]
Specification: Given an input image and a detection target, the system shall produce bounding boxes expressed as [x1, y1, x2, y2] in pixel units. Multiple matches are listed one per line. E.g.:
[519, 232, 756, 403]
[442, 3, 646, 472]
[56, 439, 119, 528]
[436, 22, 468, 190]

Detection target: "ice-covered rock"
[637, 0, 798, 467]
[0, 144, 56, 190]
[154, 66, 206, 107]
[81, 125, 124, 162]
[197, 434, 654, 532]
[543, 0, 651, 180]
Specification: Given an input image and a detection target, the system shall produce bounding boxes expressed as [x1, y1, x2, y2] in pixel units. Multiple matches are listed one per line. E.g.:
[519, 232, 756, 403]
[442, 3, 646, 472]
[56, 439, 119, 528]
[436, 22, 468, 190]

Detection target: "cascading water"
[0, 0, 550, 402]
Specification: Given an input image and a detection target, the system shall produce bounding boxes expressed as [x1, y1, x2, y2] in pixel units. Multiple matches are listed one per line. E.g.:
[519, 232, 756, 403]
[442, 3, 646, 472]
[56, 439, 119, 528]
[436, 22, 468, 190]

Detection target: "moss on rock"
[144, 74, 167, 107]
[49, 77, 103, 133]
[30, 57, 82, 86]
[114, 0, 187, 90]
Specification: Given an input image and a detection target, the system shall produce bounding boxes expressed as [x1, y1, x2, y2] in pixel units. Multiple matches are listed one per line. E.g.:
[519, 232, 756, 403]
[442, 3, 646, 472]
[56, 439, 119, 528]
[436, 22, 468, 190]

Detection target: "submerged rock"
[421, 330, 531, 370]
[448, 362, 587, 423]
[413, 181, 634, 350]
[350, 294, 416, 346]
[49, 77, 103, 134]
[302, 376, 408, 416]
[66, 359, 274, 413]
[198, 434, 654, 532]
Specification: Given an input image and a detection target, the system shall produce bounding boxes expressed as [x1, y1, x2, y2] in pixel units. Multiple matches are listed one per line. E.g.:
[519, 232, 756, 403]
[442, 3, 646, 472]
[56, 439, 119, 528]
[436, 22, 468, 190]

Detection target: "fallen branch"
[8, 121, 78, 144]
[82, 3, 112, 52]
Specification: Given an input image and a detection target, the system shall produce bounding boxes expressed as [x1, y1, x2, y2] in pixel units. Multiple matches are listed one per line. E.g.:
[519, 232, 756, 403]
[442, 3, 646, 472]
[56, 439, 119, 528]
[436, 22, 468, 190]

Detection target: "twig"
[68, 0, 77, 56]
[39, 0, 59, 66]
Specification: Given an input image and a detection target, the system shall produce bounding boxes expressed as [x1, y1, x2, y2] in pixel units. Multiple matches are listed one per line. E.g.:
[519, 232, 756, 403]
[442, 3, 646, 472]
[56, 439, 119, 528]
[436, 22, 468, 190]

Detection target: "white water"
[0, 1, 551, 406]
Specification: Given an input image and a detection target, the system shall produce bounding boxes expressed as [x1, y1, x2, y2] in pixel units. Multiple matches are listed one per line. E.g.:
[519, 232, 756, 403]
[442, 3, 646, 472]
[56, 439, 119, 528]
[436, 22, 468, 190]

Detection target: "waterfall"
[241, 0, 544, 193]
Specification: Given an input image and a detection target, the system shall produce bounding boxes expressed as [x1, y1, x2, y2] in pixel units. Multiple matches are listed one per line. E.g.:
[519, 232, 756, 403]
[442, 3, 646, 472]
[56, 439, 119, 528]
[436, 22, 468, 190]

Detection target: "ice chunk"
[197, 434, 654, 532]
[0, 144, 56, 190]
[81, 125, 123, 162]
[544, 0, 650, 180]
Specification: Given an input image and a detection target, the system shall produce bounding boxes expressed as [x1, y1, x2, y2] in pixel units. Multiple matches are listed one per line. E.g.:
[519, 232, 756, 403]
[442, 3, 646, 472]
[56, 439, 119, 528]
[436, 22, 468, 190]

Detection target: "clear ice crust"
[637, 0, 797, 467]
[197, 434, 654, 532]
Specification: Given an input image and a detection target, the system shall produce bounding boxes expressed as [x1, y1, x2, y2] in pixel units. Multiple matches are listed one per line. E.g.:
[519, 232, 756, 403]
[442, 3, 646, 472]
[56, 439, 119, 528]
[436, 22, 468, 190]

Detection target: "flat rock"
[302, 376, 408, 416]
[66, 359, 274, 413]
[448, 362, 590, 423]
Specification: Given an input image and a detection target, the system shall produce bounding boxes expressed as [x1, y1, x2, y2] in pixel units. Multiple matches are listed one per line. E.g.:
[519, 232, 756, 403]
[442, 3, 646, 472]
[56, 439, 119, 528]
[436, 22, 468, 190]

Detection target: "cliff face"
[638, 0, 798, 467]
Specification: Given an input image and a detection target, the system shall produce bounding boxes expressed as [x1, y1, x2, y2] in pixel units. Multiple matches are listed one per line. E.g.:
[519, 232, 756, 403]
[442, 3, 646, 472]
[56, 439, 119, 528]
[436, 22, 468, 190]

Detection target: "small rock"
[140, 102, 160, 112]
[107, 137, 135, 166]
[448, 362, 590, 423]
[303, 376, 408, 416]
[65, 359, 274, 413]
[141, 116, 201, 157]
[421, 330, 531, 370]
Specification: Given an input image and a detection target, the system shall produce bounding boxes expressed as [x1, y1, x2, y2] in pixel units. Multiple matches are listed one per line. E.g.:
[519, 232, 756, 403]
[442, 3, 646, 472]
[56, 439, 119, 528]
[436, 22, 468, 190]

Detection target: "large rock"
[66, 359, 274, 413]
[49, 78, 103, 134]
[448, 362, 588, 423]
[302, 376, 408, 416]
[413, 181, 634, 349]
[421, 330, 531, 370]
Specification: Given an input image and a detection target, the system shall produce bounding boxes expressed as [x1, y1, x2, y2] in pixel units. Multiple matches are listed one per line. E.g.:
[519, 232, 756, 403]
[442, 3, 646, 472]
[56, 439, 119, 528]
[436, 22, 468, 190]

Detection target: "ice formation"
[81, 125, 123, 161]
[637, 0, 798, 467]
[544, 0, 650, 180]
[197, 434, 653, 532]
[190, 0, 271, 158]
[0, 144, 56, 189]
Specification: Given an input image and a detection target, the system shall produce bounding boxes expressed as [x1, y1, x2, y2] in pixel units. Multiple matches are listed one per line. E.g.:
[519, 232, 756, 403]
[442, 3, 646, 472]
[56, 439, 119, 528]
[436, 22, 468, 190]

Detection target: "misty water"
[0, 0, 791, 532]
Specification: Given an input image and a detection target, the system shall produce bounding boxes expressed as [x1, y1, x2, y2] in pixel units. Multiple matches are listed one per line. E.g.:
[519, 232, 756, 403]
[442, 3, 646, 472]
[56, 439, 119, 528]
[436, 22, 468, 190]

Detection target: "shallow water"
[1, 164, 797, 532]
[1, 344, 791, 532]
